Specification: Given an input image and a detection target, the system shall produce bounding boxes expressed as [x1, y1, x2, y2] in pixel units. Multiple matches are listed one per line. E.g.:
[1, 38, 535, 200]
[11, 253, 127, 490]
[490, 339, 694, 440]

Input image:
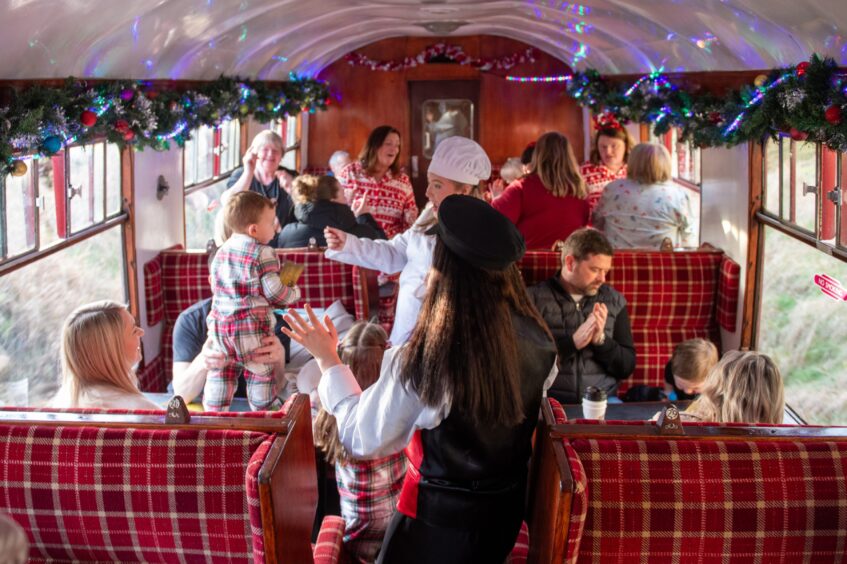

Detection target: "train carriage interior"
[0, 1, 846, 562]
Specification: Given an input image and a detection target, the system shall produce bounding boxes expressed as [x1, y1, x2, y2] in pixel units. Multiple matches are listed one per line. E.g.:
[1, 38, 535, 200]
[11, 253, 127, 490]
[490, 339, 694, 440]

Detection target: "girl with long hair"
[492, 131, 590, 249]
[285, 195, 557, 563]
[313, 321, 404, 563]
[51, 301, 161, 410]
[579, 114, 634, 212]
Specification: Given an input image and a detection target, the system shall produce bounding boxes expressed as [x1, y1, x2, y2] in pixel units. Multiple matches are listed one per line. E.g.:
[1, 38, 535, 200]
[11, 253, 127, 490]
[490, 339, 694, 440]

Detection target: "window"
[271, 115, 301, 170]
[0, 139, 128, 407]
[755, 138, 847, 425]
[648, 127, 702, 186]
[183, 119, 241, 249]
[1, 141, 124, 268]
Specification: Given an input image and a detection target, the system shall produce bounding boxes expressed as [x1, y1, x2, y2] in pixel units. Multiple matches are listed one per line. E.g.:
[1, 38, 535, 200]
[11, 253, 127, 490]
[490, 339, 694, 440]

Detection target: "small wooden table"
[562, 400, 691, 421]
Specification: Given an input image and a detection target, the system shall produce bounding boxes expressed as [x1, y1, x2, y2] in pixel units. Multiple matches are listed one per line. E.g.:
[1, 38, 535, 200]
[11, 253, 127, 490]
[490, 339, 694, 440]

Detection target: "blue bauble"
[42, 135, 62, 155]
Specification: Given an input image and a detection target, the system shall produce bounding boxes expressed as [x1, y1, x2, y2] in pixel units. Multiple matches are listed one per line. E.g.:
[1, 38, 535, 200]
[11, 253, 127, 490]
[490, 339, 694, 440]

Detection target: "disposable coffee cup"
[582, 386, 608, 420]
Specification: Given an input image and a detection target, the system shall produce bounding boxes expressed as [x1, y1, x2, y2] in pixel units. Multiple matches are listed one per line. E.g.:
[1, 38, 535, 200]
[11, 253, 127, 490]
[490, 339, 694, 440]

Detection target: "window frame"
[0, 140, 129, 277]
[182, 118, 242, 197]
[643, 125, 703, 191]
[271, 115, 302, 171]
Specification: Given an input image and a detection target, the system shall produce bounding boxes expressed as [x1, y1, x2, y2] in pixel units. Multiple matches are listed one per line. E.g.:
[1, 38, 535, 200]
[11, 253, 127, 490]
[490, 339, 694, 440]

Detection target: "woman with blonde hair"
[221, 129, 295, 242]
[593, 142, 695, 249]
[51, 301, 161, 410]
[684, 350, 785, 424]
[313, 321, 404, 563]
[492, 131, 590, 249]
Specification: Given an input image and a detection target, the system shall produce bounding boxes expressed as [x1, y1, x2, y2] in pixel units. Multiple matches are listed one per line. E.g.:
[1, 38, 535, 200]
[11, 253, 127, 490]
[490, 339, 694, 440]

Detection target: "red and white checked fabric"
[579, 162, 628, 213]
[313, 515, 348, 564]
[136, 354, 166, 393]
[0, 423, 271, 563]
[505, 521, 530, 564]
[519, 250, 733, 390]
[143, 254, 164, 326]
[564, 436, 847, 563]
[548, 397, 568, 424]
[335, 453, 405, 563]
[717, 255, 741, 332]
[340, 162, 418, 240]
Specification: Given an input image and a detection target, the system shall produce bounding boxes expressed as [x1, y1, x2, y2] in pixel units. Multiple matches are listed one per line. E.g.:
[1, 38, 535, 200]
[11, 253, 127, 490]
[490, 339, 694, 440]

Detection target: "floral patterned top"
[340, 161, 418, 240]
[579, 162, 628, 212]
[593, 178, 695, 249]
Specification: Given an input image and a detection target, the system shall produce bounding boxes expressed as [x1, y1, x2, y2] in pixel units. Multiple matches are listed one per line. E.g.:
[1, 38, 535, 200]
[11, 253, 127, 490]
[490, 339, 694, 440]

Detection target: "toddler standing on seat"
[205, 191, 301, 411]
[313, 321, 405, 564]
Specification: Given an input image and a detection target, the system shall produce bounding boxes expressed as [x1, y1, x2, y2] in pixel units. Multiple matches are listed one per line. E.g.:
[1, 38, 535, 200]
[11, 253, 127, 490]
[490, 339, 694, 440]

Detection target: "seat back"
[527, 399, 847, 564]
[518, 248, 741, 391]
[141, 248, 372, 391]
[0, 394, 317, 563]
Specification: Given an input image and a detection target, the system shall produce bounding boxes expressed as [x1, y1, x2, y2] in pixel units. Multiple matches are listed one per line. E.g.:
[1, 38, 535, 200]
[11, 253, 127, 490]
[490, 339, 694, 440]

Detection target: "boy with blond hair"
[205, 191, 301, 411]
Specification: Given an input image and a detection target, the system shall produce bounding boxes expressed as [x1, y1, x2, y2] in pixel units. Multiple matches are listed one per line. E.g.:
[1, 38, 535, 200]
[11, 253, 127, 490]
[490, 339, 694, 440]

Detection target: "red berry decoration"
[825, 105, 842, 125]
[796, 61, 809, 76]
[80, 110, 97, 127]
[115, 119, 130, 132]
[789, 127, 808, 141]
[123, 130, 135, 141]
[708, 111, 723, 124]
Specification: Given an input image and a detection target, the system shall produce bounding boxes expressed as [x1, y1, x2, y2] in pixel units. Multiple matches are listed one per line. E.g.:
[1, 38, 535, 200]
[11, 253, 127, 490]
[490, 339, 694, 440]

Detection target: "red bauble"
[115, 119, 130, 132]
[796, 61, 810, 76]
[708, 111, 723, 124]
[80, 110, 97, 127]
[825, 105, 842, 125]
[146, 90, 159, 99]
[789, 127, 808, 141]
[123, 130, 135, 141]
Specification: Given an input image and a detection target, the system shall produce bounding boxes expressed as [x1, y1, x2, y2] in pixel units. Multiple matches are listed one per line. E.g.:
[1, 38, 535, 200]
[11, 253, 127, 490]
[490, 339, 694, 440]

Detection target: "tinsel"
[564, 54, 847, 151]
[0, 74, 330, 174]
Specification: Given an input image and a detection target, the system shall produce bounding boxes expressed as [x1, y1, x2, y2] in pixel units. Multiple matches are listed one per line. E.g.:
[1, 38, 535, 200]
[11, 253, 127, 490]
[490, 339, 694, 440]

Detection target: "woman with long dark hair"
[284, 195, 557, 563]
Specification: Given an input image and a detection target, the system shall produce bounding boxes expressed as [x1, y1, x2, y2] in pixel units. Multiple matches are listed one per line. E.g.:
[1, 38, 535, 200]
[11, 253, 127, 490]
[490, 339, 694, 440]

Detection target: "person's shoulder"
[226, 166, 245, 187]
[598, 283, 627, 305]
[177, 298, 212, 322]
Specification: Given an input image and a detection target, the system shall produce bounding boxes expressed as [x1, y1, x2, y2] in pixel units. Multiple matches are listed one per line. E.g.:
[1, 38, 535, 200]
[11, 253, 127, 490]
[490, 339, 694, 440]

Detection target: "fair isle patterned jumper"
[340, 161, 418, 240]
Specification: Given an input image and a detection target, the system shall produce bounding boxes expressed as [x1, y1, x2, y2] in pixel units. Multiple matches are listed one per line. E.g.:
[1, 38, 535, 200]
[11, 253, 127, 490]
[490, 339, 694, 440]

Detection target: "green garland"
[0, 75, 330, 174]
[566, 54, 847, 151]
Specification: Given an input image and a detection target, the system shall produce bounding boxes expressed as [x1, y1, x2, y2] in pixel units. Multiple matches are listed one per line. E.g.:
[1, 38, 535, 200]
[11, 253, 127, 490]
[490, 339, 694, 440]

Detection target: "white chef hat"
[428, 136, 492, 185]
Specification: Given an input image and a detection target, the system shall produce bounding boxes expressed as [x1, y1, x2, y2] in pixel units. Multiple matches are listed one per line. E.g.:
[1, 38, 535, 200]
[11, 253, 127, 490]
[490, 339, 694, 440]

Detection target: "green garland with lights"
[565, 54, 847, 151]
[0, 75, 330, 175]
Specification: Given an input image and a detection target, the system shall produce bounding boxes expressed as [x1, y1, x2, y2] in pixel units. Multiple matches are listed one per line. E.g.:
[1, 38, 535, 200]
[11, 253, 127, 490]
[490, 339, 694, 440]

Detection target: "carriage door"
[408, 80, 480, 209]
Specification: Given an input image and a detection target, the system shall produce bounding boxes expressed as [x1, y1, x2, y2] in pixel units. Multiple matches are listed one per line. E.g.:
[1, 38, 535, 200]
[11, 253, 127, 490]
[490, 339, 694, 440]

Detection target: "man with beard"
[528, 228, 636, 404]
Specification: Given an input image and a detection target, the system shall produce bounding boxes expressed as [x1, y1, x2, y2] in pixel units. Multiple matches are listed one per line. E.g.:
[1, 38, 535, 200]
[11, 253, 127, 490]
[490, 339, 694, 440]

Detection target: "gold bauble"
[753, 74, 768, 88]
[10, 160, 27, 177]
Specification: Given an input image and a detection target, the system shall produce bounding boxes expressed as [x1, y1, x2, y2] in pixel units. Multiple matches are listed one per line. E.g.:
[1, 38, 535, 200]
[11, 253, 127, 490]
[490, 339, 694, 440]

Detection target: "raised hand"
[324, 227, 348, 250]
[352, 192, 372, 217]
[243, 149, 258, 171]
[282, 304, 342, 371]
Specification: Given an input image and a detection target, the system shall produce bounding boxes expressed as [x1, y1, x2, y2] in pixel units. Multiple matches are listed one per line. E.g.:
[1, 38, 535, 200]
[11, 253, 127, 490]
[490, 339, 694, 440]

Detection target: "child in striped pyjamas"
[204, 191, 301, 411]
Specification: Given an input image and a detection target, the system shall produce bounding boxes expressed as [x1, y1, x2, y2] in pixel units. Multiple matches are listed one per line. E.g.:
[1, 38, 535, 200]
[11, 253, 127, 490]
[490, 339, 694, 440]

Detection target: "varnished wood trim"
[122, 148, 140, 321]
[549, 423, 847, 441]
[0, 410, 289, 433]
[258, 394, 318, 564]
[742, 141, 764, 348]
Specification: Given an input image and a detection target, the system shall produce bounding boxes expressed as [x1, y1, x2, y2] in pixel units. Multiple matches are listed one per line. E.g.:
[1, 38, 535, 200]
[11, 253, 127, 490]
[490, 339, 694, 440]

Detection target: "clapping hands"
[573, 303, 609, 350]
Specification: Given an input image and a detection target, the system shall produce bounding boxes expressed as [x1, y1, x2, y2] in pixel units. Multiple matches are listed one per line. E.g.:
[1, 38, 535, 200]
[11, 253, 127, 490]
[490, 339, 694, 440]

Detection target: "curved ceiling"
[2, 0, 845, 80]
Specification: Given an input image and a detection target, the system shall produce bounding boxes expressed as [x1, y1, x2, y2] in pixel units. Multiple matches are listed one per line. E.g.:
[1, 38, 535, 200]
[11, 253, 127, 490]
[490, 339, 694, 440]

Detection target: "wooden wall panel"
[308, 35, 583, 172]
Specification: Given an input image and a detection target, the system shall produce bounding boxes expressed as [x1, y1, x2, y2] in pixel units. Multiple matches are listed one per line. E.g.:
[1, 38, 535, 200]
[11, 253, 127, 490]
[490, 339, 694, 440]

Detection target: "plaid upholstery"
[143, 249, 368, 390]
[506, 521, 530, 564]
[717, 255, 741, 332]
[548, 397, 568, 424]
[136, 353, 167, 393]
[0, 424, 270, 562]
[143, 253, 165, 326]
[519, 249, 739, 390]
[314, 515, 348, 564]
[563, 436, 847, 563]
[377, 287, 398, 336]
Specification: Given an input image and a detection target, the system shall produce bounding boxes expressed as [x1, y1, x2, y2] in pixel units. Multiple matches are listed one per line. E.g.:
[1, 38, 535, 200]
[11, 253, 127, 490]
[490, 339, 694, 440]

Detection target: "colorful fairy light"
[623, 68, 669, 98]
[505, 75, 573, 83]
[156, 120, 188, 141]
[722, 73, 791, 136]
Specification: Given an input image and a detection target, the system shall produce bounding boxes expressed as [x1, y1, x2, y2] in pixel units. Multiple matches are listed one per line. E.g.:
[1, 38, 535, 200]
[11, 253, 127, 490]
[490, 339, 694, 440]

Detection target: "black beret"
[426, 195, 526, 271]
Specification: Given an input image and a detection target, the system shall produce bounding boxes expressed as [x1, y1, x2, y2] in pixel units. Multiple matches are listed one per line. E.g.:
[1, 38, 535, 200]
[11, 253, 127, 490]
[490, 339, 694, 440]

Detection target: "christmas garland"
[0, 75, 330, 176]
[564, 54, 847, 151]
[344, 43, 537, 72]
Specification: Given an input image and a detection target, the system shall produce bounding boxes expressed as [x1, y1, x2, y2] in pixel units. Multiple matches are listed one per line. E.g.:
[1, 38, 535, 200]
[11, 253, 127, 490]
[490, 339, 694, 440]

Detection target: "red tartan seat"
[527, 399, 847, 564]
[0, 395, 342, 563]
[140, 248, 373, 392]
[517, 248, 740, 393]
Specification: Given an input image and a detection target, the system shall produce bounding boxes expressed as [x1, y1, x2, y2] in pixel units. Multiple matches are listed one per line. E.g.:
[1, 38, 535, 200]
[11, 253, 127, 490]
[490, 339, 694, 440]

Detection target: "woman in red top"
[492, 132, 589, 249]
[579, 114, 634, 213]
[340, 125, 418, 240]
